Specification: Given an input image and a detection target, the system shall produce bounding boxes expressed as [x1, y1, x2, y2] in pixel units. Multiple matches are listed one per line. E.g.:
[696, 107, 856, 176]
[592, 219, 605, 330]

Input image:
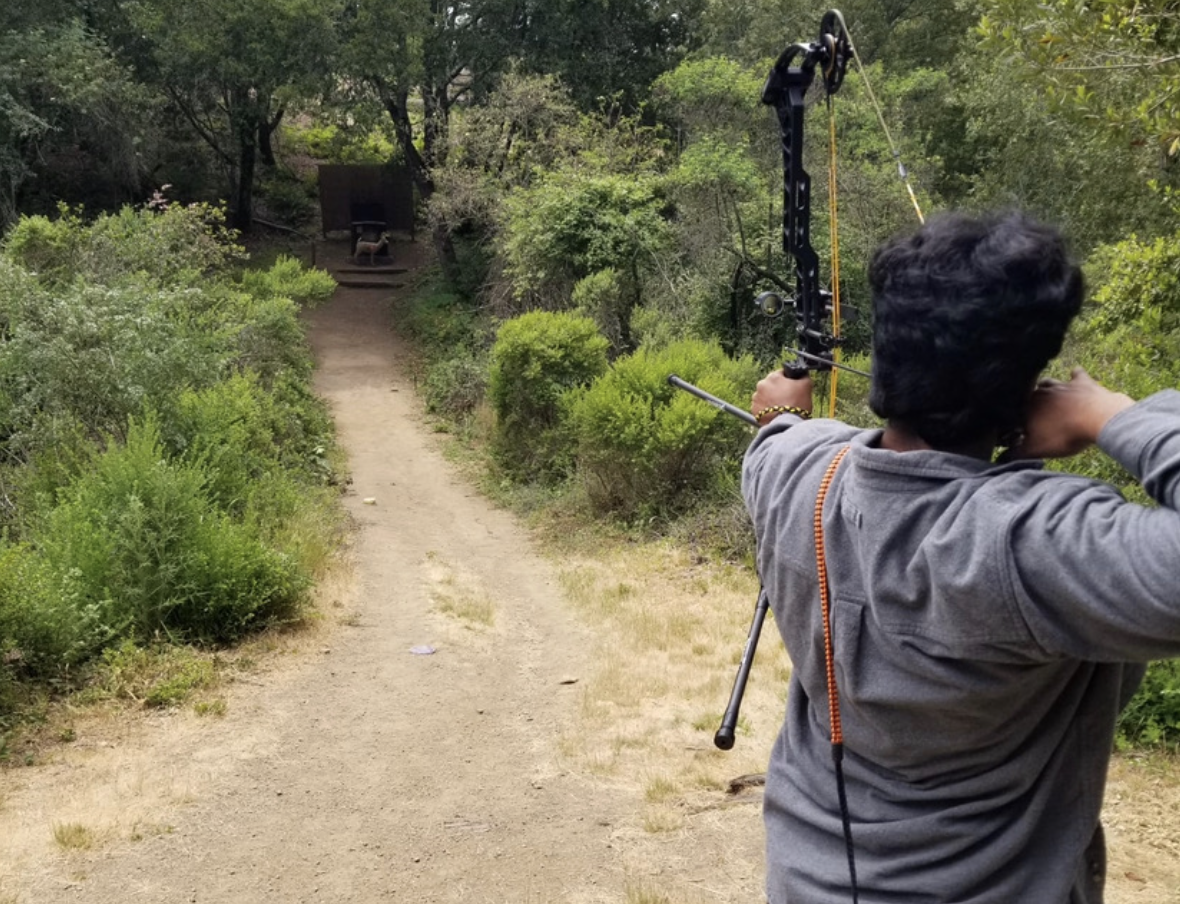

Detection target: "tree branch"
[166, 86, 233, 165]
[1053, 53, 1180, 71]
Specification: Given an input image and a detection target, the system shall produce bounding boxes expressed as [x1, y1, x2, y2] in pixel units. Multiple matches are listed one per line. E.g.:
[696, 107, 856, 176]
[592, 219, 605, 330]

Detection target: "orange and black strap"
[814, 444, 850, 743]
[813, 444, 859, 902]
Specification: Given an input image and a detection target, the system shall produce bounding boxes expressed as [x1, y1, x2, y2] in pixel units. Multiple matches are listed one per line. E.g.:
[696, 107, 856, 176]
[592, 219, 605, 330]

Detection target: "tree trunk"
[233, 120, 257, 233]
[258, 107, 284, 168]
[380, 86, 456, 270]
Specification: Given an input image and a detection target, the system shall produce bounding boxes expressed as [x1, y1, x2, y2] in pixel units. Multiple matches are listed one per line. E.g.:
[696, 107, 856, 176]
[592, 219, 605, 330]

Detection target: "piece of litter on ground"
[409, 645, 436, 656]
[362, 497, 377, 505]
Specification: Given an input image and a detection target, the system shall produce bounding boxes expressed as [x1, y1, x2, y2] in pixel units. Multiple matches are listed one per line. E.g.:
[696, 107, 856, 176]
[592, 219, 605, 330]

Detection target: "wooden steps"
[334, 277, 407, 290]
[334, 265, 409, 275]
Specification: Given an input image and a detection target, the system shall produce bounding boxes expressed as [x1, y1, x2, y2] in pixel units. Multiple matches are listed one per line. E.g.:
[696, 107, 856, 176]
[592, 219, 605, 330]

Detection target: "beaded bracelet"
[755, 404, 812, 424]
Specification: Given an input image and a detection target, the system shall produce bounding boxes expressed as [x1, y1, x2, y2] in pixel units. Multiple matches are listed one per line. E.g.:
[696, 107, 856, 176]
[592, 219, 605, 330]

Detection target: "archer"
[745, 209, 1176, 904]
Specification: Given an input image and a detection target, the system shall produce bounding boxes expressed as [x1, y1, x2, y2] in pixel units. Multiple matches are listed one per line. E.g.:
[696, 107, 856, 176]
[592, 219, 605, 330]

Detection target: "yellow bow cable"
[826, 94, 842, 416]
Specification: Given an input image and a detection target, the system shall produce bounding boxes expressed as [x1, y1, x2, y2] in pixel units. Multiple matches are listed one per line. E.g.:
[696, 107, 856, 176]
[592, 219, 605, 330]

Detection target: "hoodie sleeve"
[1008, 391, 1180, 661]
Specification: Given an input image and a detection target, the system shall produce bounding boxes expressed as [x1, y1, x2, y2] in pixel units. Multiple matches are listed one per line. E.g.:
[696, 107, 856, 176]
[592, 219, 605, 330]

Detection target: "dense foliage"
[0, 202, 341, 733]
[567, 340, 760, 517]
[488, 311, 610, 479]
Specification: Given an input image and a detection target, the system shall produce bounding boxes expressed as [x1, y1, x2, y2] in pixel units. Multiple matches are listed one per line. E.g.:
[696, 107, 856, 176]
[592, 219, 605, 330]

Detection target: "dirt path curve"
[0, 240, 631, 903]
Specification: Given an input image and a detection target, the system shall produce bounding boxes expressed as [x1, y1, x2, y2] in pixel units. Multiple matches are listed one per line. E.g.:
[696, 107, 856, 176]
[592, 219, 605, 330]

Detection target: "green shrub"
[241, 471, 343, 579]
[0, 202, 342, 724]
[567, 339, 760, 518]
[0, 541, 100, 677]
[488, 311, 610, 479]
[424, 352, 490, 419]
[397, 273, 482, 354]
[1085, 232, 1180, 334]
[38, 417, 307, 645]
[1, 209, 82, 282]
[164, 370, 339, 507]
[1118, 660, 1180, 749]
[500, 171, 672, 309]
[0, 275, 221, 464]
[230, 292, 314, 384]
[5, 202, 244, 290]
[165, 375, 283, 514]
[257, 170, 318, 227]
[572, 268, 633, 352]
[237, 254, 336, 307]
[283, 121, 396, 164]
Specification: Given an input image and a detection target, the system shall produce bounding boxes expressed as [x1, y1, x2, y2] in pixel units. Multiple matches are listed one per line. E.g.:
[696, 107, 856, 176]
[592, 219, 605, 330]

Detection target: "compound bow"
[758, 10, 853, 384]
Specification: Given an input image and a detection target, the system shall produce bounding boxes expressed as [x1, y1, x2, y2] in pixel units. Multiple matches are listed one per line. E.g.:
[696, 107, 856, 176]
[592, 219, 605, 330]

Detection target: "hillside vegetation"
[0, 203, 343, 753]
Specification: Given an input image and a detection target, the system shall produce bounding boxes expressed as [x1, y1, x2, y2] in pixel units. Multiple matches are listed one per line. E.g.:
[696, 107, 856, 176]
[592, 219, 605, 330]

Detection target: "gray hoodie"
[742, 390, 1180, 904]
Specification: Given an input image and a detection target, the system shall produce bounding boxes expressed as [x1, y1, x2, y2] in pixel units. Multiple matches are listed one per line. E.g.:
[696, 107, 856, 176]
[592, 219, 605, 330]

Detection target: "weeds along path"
[0, 239, 629, 903]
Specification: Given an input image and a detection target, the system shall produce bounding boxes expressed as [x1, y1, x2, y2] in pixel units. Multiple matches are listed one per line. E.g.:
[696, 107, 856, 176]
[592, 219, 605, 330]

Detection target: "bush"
[37, 417, 307, 645]
[1084, 232, 1180, 334]
[567, 339, 760, 518]
[0, 541, 100, 678]
[165, 373, 342, 521]
[1, 210, 82, 282]
[488, 311, 610, 479]
[282, 121, 396, 165]
[0, 203, 342, 729]
[572, 268, 633, 353]
[1118, 660, 1180, 749]
[396, 271, 485, 354]
[424, 353, 490, 420]
[256, 170, 317, 227]
[165, 375, 285, 514]
[0, 274, 221, 465]
[5, 202, 244, 290]
[237, 255, 336, 307]
[500, 171, 672, 309]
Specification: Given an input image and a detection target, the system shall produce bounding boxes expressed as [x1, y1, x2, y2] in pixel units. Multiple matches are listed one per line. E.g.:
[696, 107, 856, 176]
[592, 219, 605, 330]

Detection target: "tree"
[429, 69, 581, 238]
[0, 22, 154, 224]
[695, 0, 973, 69]
[337, 0, 705, 265]
[516, 0, 706, 111]
[979, 0, 1180, 164]
[122, 0, 338, 231]
[944, 44, 1172, 250]
[336, 0, 521, 262]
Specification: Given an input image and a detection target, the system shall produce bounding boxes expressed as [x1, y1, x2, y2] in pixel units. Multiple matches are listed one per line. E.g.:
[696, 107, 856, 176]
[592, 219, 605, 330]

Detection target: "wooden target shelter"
[317, 164, 416, 250]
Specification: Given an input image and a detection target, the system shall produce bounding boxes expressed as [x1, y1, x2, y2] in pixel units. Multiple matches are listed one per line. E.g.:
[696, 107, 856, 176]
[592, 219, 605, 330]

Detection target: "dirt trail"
[0, 240, 632, 903]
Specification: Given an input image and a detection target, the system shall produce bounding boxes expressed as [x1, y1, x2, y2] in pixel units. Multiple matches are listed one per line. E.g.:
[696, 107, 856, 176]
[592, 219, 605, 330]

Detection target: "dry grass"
[642, 807, 685, 834]
[425, 556, 496, 628]
[433, 584, 495, 626]
[624, 884, 674, 904]
[51, 821, 95, 850]
[193, 698, 227, 717]
[557, 540, 786, 783]
[549, 536, 786, 900]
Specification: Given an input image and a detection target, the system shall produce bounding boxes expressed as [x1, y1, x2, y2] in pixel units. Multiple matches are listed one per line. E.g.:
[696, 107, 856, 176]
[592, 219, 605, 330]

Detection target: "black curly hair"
[868, 211, 1084, 448]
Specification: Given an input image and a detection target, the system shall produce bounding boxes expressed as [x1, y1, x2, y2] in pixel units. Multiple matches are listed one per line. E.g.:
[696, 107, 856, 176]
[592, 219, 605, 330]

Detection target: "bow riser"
[760, 13, 851, 379]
